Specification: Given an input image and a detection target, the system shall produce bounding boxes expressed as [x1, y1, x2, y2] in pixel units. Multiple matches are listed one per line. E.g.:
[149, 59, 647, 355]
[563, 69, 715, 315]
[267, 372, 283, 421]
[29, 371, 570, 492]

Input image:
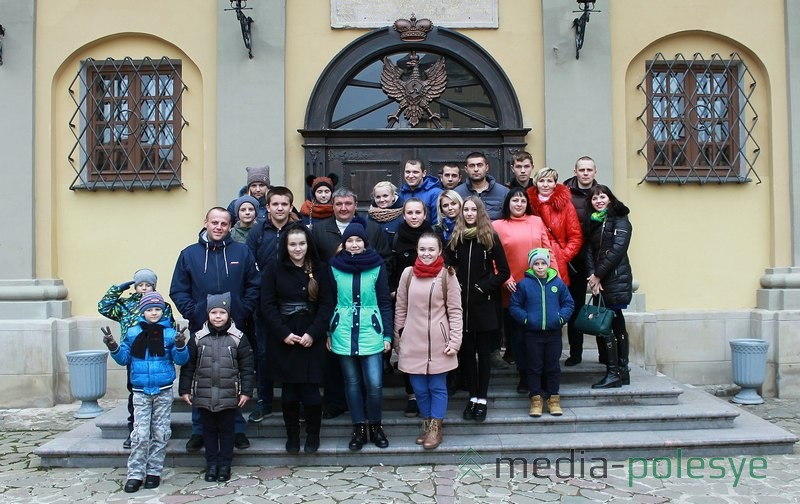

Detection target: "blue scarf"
[441, 217, 456, 242]
[329, 248, 384, 274]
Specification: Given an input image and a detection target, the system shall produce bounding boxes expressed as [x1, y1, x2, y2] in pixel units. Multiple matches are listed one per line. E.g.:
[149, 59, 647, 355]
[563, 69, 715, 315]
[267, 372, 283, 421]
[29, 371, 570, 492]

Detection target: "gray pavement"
[1, 395, 799, 503]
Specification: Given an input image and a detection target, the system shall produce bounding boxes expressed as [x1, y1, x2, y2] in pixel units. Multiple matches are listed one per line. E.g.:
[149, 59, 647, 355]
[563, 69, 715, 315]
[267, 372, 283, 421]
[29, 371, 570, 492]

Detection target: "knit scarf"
[329, 248, 384, 274]
[590, 208, 608, 222]
[367, 204, 403, 223]
[462, 226, 478, 240]
[395, 221, 433, 254]
[413, 255, 444, 278]
[131, 322, 166, 359]
[300, 199, 334, 220]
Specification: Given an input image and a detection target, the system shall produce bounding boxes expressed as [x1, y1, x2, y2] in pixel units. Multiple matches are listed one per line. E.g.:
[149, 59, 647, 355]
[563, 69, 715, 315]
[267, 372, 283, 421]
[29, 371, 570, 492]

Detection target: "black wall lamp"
[0, 25, 5, 66]
[225, 0, 254, 59]
[573, 0, 600, 60]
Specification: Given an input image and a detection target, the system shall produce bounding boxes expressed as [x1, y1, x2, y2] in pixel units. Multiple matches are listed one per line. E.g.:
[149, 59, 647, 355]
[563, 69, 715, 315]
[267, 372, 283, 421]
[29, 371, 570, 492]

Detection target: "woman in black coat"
[260, 223, 334, 453]
[445, 196, 510, 422]
[584, 185, 633, 389]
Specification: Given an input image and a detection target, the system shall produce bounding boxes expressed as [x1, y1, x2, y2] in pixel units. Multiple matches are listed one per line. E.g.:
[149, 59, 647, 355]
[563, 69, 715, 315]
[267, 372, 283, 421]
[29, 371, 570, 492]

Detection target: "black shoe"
[124, 479, 142, 493]
[403, 398, 420, 418]
[143, 475, 160, 489]
[234, 433, 250, 450]
[473, 403, 488, 422]
[620, 368, 631, 386]
[322, 404, 346, 419]
[348, 423, 367, 451]
[285, 434, 300, 454]
[592, 372, 623, 389]
[205, 465, 218, 482]
[185, 434, 204, 452]
[122, 434, 132, 449]
[217, 466, 231, 482]
[462, 401, 476, 420]
[304, 434, 320, 453]
[564, 356, 582, 366]
[369, 424, 389, 449]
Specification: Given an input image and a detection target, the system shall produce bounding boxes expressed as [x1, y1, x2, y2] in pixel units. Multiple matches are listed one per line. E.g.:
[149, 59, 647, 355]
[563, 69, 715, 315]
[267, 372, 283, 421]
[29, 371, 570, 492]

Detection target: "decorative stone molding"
[331, 0, 498, 29]
[757, 267, 800, 310]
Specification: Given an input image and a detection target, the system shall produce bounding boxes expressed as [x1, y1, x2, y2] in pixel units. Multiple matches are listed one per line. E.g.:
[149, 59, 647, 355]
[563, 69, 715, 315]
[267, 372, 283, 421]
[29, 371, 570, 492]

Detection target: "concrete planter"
[66, 350, 108, 418]
[729, 339, 769, 405]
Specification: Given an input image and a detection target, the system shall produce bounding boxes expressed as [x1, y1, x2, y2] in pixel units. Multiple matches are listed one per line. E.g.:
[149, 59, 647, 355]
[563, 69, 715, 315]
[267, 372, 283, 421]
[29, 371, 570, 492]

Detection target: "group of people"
[96, 152, 634, 492]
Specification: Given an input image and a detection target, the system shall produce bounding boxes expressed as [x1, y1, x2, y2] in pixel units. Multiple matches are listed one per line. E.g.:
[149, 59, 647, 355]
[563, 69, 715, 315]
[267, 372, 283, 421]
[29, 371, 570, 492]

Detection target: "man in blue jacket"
[398, 159, 442, 224]
[170, 206, 260, 452]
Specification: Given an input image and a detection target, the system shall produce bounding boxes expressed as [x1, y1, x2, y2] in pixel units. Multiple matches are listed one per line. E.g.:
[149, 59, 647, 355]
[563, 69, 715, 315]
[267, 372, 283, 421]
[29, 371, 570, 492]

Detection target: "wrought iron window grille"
[68, 57, 188, 191]
[636, 52, 760, 185]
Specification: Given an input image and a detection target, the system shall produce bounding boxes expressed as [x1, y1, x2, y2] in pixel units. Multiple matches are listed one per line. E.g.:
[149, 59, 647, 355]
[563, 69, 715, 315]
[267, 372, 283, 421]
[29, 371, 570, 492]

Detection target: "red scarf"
[413, 255, 444, 278]
[300, 200, 334, 220]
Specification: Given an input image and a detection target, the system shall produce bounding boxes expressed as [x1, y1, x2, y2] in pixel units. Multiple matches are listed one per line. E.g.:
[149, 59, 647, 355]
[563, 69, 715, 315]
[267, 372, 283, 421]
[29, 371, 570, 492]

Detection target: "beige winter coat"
[394, 266, 463, 375]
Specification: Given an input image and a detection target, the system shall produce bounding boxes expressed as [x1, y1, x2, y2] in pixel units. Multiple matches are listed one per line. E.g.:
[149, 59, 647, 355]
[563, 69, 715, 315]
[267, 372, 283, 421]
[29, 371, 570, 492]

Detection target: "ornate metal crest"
[380, 51, 447, 128]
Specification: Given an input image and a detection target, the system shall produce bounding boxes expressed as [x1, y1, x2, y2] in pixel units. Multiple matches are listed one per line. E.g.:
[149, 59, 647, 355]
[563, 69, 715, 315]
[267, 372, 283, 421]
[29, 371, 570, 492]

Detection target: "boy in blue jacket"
[103, 292, 189, 493]
[97, 268, 175, 449]
[509, 248, 574, 418]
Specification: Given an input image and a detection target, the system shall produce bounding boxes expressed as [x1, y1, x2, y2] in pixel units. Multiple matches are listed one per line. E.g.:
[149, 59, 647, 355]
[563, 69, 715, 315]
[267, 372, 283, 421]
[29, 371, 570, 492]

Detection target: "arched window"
[301, 23, 529, 204]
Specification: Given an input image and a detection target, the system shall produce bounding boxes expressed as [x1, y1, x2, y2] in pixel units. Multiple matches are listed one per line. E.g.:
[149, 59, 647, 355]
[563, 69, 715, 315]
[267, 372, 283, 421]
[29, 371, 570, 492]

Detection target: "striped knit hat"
[139, 292, 166, 312]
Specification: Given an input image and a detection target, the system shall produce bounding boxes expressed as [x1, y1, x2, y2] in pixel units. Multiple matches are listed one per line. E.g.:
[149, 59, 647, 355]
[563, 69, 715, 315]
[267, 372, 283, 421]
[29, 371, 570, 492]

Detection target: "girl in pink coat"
[394, 232, 463, 449]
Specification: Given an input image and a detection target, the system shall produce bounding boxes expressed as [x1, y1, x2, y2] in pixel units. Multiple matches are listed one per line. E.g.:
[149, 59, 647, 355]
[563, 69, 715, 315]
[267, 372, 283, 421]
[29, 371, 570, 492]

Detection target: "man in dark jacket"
[170, 206, 260, 451]
[562, 155, 601, 366]
[507, 151, 535, 190]
[245, 186, 296, 422]
[454, 151, 509, 220]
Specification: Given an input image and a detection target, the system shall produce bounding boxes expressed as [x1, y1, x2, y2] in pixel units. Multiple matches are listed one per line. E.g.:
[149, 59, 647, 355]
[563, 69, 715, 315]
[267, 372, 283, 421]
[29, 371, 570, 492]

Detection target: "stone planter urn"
[729, 339, 770, 405]
[66, 349, 109, 418]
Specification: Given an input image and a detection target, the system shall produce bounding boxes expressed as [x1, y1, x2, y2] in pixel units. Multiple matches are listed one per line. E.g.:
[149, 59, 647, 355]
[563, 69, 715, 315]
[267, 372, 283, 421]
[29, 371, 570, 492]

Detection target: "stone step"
[35, 387, 797, 468]
[94, 366, 682, 439]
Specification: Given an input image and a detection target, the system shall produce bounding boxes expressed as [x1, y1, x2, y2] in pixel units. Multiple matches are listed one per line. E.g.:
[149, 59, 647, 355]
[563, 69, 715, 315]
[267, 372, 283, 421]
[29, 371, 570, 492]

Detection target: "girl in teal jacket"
[327, 217, 393, 451]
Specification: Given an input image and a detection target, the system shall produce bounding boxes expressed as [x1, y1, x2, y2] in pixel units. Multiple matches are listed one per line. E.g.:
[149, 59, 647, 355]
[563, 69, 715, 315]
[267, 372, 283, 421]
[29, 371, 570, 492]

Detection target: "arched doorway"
[300, 22, 529, 206]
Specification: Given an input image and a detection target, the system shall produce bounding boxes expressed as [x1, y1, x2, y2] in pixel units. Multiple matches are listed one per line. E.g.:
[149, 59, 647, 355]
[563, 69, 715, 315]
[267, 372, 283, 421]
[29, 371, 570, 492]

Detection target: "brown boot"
[415, 419, 431, 445]
[529, 395, 543, 417]
[547, 395, 563, 416]
[423, 419, 442, 449]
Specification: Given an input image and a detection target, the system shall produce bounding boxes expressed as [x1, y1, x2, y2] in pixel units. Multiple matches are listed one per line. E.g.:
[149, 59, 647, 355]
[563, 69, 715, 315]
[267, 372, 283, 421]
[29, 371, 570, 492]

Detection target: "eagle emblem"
[380, 51, 447, 128]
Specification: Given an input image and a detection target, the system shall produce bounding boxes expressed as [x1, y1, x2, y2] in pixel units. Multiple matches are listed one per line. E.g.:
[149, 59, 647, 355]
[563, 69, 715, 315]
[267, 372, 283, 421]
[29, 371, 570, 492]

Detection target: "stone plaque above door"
[331, 0, 498, 29]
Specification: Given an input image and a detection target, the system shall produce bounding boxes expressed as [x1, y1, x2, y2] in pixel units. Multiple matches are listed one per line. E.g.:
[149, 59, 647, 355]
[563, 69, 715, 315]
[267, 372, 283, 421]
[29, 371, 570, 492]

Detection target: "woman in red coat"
[526, 167, 583, 287]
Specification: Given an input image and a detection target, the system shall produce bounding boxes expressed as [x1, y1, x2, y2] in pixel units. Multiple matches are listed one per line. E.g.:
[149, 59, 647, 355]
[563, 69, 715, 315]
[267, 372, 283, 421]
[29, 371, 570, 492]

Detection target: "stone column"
[753, 1, 800, 397]
[0, 0, 71, 407]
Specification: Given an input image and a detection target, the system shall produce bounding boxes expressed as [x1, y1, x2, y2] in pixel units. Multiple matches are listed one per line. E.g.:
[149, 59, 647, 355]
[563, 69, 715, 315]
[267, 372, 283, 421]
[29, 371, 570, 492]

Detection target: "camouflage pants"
[127, 388, 173, 480]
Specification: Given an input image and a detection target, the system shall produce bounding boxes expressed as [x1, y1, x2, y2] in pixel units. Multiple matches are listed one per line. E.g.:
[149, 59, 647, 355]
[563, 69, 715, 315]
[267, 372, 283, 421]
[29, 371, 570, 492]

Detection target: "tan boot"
[547, 395, 563, 416]
[529, 395, 543, 417]
[415, 419, 431, 445]
[423, 419, 442, 449]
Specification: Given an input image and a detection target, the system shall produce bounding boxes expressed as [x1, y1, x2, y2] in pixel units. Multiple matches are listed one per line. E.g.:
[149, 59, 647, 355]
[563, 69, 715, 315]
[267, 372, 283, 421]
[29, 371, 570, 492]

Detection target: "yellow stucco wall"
[35, 0, 218, 316]
[611, 0, 789, 309]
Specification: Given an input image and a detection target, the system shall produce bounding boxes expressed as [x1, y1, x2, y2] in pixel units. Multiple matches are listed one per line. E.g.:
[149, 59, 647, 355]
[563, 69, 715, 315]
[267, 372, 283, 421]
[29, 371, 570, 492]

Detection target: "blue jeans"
[192, 407, 247, 436]
[409, 373, 448, 420]
[339, 353, 383, 424]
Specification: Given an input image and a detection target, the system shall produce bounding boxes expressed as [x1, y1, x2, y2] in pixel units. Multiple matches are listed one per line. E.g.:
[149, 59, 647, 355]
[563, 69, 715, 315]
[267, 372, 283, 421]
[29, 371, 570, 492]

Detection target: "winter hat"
[311, 176, 334, 194]
[207, 292, 232, 314]
[139, 292, 166, 312]
[528, 248, 551, 268]
[234, 195, 259, 216]
[246, 165, 270, 187]
[133, 268, 157, 289]
[341, 217, 369, 247]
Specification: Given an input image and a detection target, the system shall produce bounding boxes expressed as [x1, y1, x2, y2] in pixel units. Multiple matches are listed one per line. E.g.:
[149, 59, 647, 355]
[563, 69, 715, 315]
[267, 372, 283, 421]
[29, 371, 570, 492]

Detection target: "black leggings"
[460, 330, 495, 398]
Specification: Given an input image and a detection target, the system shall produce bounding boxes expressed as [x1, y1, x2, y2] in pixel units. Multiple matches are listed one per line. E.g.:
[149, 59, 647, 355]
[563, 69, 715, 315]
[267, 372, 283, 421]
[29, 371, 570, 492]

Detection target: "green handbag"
[573, 296, 615, 337]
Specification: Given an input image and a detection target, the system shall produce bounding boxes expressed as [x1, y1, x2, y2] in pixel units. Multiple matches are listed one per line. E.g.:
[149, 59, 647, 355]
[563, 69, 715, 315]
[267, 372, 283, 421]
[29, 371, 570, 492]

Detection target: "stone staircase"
[35, 358, 798, 468]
